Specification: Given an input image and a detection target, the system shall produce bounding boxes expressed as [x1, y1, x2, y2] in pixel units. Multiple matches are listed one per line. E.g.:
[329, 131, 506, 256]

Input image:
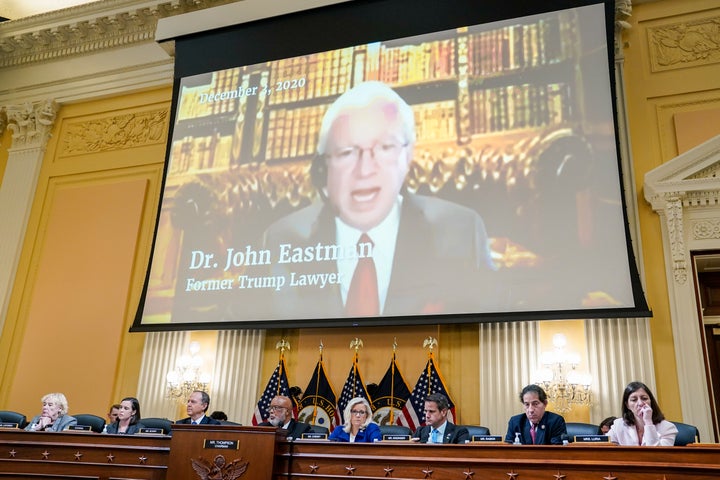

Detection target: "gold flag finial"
[276, 339, 290, 355]
[423, 336, 438, 352]
[392, 337, 398, 352]
[350, 337, 364, 353]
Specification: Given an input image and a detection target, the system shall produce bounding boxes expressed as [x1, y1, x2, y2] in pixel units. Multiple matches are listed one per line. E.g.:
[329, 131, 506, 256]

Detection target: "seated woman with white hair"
[329, 397, 382, 443]
[25, 392, 77, 432]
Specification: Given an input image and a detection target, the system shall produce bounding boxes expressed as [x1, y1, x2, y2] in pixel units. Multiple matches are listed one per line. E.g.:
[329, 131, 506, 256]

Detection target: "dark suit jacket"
[504, 411, 567, 445]
[413, 422, 469, 444]
[106, 421, 146, 435]
[259, 418, 311, 439]
[175, 415, 221, 425]
[261, 193, 500, 319]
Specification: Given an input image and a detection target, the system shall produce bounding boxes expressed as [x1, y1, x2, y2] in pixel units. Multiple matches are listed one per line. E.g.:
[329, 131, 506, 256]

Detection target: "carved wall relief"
[648, 15, 720, 71]
[59, 108, 169, 156]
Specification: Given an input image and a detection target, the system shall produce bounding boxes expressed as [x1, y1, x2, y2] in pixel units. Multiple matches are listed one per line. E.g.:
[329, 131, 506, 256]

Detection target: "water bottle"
[513, 432, 521, 445]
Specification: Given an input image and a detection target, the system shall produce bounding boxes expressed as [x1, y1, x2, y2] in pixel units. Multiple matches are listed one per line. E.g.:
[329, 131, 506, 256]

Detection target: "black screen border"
[131, 0, 651, 333]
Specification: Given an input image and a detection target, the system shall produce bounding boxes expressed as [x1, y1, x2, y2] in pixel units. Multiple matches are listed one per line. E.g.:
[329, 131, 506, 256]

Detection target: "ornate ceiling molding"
[0, 0, 238, 69]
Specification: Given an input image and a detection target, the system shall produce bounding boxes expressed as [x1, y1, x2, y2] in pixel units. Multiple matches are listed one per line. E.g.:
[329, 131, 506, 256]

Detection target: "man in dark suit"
[263, 81, 500, 319]
[411, 393, 468, 444]
[258, 395, 311, 439]
[175, 390, 221, 425]
[504, 384, 567, 445]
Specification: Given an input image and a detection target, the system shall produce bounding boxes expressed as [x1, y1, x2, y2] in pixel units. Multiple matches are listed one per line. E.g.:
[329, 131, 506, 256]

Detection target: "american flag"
[252, 357, 294, 425]
[298, 359, 338, 430]
[396, 355, 455, 431]
[336, 354, 371, 425]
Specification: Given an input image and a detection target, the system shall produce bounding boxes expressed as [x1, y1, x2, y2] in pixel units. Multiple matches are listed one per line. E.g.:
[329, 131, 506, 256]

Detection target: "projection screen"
[132, 0, 650, 331]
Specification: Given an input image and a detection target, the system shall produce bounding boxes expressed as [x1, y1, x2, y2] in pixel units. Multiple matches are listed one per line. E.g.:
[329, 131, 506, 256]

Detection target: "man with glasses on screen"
[263, 80, 499, 319]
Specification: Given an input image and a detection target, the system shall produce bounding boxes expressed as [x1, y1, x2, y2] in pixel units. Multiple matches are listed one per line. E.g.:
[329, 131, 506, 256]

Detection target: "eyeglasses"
[268, 405, 288, 412]
[350, 409, 368, 416]
[327, 142, 408, 165]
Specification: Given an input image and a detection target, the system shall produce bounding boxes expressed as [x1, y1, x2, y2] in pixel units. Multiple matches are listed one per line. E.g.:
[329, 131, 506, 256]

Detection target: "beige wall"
[0, 88, 169, 415]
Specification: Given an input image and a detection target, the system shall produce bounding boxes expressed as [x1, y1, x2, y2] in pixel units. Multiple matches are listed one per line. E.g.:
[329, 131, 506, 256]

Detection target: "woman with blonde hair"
[25, 392, 77, 432]
[329, 397, 382, 443]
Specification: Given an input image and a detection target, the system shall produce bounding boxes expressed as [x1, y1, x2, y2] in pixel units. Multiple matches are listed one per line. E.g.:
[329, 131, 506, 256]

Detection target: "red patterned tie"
[530, 424, 537, 444]
[344, 233, 379, 316]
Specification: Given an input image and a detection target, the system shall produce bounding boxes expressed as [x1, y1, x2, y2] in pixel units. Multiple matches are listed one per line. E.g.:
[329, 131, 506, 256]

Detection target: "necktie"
[345, 233, 379, 316]
[431, 429, 440, 444]
[530, 423, 537, 444]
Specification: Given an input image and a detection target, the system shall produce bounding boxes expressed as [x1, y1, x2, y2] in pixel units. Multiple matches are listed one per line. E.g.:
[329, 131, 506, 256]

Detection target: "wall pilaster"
[0, 99, 58, 335]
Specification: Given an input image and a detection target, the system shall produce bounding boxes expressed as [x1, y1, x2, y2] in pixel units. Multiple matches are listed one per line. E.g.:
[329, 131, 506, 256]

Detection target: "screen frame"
[131, 0, 651, 332]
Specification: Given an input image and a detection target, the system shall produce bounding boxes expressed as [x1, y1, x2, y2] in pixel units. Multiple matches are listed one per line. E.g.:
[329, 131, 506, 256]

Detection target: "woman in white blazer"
[607, 381, 677, 446]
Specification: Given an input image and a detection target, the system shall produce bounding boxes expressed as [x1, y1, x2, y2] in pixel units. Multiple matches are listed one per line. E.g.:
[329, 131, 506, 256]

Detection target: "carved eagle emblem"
[191, 454, 248, 480]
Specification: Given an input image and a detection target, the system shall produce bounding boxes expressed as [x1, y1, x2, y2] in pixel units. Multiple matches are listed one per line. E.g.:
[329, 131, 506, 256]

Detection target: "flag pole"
[275, 339, 290, 397]
[423, 336, 437, 396]
[389, 337, 397, 423]
[350, 337, 363, 399]
[311, 341, 323, 425]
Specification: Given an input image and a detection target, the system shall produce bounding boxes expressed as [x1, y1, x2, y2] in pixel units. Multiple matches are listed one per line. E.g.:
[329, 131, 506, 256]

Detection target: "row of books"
[265, 105, 327, 161]
[375, 39, 456, 85]
[413, 100, 458, 142]
[471, 82, 572, 134]
[173, 78, 572, 167]
[468, 15, 575, 76]
[268, 48, 354, 105]
[263, 99, 461, 162]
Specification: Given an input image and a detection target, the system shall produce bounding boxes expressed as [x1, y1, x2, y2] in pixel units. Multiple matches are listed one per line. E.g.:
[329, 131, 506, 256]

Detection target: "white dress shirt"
[335, 197, 402, 313]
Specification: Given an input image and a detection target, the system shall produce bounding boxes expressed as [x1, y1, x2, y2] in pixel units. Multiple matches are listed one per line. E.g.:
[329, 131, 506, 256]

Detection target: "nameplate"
[203, 439, 239, 450]
[300, 432, 328, 440]
[68, 425, 92, 431]
[0, 422, 19, 429]
[138, 427, 165, 435]
[574, 435, 609, 443]
[470, 435, 503, 442]
[382, 434, 411, 441]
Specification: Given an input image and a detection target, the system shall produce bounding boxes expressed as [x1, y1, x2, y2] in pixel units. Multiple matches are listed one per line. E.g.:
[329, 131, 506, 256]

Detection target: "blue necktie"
[431, 429, 440, 444]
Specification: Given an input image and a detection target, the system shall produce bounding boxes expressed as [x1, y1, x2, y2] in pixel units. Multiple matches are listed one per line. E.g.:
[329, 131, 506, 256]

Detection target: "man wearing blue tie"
[504, 384, 566, 445]
[175, 390, 222, 425]
[411, 393, 468, 444]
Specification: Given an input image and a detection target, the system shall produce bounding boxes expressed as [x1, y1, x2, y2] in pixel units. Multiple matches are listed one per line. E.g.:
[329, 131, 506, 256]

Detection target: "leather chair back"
[0, 411, 28, 429]
[378, 424, 412, 438]
[671, 421, 700, 446]
[74, 414, 106, 433]
[141, 417, 173, 435]
[462, 425, 491, 439]
[566, 422, 599, 442]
